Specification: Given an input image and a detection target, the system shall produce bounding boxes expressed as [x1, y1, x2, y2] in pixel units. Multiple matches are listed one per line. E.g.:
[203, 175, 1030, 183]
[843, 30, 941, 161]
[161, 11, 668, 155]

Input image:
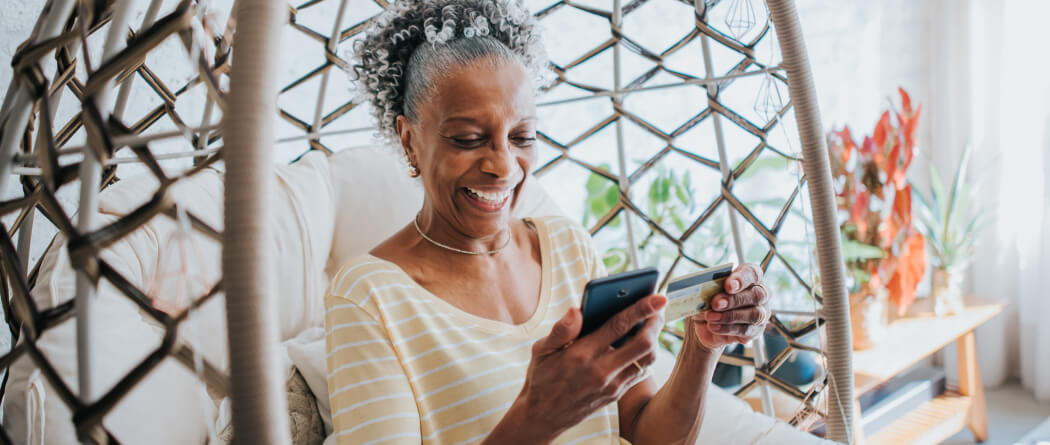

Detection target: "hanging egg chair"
[0, 0, 853, 443]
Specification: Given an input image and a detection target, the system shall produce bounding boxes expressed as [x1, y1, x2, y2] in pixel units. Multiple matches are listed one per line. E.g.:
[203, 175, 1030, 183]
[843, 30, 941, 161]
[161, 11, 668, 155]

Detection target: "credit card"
[664, 263, 734, 321]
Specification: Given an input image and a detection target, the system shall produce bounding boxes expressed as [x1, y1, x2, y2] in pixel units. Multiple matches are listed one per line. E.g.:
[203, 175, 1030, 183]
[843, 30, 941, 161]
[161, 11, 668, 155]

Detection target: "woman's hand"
[692, 263, 772, 352]
[489, 295, 666, 444]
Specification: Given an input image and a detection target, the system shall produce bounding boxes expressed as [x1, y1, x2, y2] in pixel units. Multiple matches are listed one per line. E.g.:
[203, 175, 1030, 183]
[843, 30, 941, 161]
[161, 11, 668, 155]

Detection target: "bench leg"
[957, 331, 988, 442]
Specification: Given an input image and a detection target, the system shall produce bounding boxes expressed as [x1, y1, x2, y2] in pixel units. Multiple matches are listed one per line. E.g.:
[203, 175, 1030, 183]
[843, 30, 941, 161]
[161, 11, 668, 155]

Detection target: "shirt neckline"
[366, 217, 552, 336]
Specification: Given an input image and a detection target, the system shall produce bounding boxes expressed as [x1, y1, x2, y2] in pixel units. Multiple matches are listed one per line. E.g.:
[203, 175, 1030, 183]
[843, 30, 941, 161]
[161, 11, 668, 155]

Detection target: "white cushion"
[285, 328, 329, 433]
[270, 152, 335, 338]
[325, 146, 423, 280]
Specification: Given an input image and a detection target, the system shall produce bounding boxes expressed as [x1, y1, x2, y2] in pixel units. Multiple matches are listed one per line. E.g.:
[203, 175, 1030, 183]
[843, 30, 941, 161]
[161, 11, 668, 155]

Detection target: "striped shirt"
[325, 216, 623, 444]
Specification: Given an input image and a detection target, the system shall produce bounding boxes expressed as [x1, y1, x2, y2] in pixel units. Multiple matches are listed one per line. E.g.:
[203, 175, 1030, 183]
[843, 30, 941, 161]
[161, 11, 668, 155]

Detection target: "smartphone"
[579, 267, 659, 347]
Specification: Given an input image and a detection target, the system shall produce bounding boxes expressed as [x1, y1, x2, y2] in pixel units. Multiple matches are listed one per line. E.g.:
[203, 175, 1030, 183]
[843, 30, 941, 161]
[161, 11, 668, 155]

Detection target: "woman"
[325, 0, 773, 443]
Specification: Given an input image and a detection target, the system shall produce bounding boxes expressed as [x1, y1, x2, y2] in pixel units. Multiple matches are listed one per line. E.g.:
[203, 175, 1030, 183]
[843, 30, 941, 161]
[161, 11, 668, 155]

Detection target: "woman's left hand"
[691, 263, 772, 352]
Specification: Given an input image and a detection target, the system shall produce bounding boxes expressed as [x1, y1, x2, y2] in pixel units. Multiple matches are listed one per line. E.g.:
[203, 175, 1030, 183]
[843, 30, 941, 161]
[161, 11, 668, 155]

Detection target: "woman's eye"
[513, 136, 536, 147]
[451, 137, 485, 147]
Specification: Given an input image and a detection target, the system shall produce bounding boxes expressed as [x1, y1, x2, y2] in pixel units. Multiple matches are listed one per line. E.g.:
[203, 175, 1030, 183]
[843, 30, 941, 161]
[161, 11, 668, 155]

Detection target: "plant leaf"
[604, 185, 620, 209]
[670, 210, 687, 232]
[648, 177, 662, 206]
[945, 144, 973, 239]
[841, 237, 886, 261]
[739, 155, 790, 180]
[602, 247, 629, 273]
[674, 177, 691, 207]
[849, 268, 872, 289]
[886, 232, 926, 315]
[585, 166, 611, 195]
[929, 163, 948, 222]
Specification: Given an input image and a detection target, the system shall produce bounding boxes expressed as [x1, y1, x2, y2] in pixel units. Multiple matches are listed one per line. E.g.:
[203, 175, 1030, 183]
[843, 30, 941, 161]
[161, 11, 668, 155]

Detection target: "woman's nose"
[480, 138, 517, 178]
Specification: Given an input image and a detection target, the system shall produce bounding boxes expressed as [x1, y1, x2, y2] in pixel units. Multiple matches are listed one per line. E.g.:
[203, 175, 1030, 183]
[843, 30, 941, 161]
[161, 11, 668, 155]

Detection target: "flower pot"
[931, 266, 966, 316]
[850, 290, 888, 350]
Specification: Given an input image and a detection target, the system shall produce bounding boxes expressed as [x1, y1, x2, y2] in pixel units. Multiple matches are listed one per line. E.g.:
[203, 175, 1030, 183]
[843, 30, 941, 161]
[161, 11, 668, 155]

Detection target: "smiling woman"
[324, 0, 776, 443]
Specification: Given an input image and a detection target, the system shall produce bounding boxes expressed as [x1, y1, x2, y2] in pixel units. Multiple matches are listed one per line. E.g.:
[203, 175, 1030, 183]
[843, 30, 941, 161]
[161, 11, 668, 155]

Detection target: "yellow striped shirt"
[325, 216, 622, 444]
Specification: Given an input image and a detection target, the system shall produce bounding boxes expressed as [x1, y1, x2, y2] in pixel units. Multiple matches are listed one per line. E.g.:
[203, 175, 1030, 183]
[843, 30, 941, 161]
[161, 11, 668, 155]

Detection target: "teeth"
[465, 187, 511, 204]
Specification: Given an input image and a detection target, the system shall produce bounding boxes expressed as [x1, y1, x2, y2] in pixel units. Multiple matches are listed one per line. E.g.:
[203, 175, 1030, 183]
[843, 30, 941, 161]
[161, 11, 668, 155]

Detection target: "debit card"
[664, 263, 734, 321]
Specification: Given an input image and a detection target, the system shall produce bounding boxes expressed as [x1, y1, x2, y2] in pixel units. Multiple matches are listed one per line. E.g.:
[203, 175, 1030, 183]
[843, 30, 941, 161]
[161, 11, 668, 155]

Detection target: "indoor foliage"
[827, 88, 926, 315]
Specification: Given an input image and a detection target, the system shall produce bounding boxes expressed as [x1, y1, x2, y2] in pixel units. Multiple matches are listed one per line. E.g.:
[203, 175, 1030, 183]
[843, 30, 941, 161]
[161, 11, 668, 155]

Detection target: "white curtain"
[928, 0, 1050, 400]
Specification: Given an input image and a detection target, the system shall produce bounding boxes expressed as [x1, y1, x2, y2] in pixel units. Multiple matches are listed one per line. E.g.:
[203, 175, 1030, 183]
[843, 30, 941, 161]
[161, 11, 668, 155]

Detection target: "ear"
[396, 115, 417, 166]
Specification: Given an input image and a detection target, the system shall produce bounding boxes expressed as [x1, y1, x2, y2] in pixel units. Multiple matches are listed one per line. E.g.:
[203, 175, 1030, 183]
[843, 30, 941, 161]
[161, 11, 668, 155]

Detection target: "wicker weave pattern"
[0, 0, 829, 442]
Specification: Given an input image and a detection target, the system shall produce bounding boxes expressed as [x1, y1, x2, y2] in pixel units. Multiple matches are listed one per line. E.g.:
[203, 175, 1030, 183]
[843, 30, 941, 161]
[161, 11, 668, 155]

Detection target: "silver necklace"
[413, 213, 511, 255]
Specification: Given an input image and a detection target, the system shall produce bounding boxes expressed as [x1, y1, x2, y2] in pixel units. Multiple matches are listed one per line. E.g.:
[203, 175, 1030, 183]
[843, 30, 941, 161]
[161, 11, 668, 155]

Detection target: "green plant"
[582, 164, 699, 274]
[582, 164, 630, 273]
[912, 146, 986, 269]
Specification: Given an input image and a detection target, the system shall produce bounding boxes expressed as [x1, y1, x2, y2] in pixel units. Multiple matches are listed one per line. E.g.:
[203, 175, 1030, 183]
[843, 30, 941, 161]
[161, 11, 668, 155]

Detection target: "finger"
[710, 283, 769, 312]
[636, 351, 657, 368]
[725, 263, 763, 294]
[583, 295, 666, 350]
[731, 335, 752, 344]
[708, 322, 764, 338]
[705, 305, 769, 325]
[607, 356, 653, 397]
[601, 312, 663, 372]
[533, 308, 582, 355]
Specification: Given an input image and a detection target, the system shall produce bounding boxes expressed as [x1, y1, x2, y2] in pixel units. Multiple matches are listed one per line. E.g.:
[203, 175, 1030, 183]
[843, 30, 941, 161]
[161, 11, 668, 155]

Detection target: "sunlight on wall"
[994, 1, 1050, 265]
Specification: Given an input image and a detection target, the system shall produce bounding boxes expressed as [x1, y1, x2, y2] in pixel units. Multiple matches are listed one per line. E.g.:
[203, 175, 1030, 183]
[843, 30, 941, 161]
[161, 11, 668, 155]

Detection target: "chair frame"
[0, 0, 853, 442]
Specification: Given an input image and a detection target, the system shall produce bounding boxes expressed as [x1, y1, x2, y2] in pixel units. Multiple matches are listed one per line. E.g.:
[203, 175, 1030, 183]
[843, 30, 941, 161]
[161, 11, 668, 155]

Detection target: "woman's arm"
[619, 323, 722, 444]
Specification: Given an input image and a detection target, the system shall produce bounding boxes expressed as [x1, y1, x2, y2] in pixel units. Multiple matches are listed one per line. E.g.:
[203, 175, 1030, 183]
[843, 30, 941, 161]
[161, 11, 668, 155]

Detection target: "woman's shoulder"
[529, 215, 591, 243]
[528, 215, 609, 280]
[327, 255, 412, 307]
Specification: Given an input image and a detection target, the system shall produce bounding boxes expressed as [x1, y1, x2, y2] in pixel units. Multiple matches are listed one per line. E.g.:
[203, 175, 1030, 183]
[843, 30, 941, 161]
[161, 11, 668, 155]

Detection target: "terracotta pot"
[849, 289, 888, 350]
[932, 266, 966, 316]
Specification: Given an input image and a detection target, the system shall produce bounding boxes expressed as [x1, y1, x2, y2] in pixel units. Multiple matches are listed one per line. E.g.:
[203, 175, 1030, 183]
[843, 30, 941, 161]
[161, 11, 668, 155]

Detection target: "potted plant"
[912, 145, 986, 316]
[826, 88, 927, 350]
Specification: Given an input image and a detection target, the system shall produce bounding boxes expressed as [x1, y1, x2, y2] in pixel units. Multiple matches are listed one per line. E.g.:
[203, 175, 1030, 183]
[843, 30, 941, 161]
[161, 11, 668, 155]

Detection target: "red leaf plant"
[827, 88, 926, 315]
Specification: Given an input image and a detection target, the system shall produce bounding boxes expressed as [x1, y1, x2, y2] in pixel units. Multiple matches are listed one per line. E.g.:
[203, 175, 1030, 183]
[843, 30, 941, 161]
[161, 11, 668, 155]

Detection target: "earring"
[408, 165, 420, 177]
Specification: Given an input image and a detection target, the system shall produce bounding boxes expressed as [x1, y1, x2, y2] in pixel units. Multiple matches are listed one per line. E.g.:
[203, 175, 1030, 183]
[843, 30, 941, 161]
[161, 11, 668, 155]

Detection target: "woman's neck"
[414, 208, 513, 256]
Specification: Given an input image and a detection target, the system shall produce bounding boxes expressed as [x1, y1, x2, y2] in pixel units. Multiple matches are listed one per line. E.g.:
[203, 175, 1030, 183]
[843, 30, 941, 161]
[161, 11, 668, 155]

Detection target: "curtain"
[928, 0, 1050, 401]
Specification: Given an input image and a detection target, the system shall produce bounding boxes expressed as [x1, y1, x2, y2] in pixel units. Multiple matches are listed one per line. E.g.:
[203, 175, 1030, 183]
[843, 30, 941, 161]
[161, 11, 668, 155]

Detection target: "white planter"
[932, 266, 966, 316]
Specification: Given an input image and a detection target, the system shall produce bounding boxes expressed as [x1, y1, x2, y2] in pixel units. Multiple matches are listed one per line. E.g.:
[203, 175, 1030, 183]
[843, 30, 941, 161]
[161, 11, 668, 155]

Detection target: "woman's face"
[397, 58, 537, 240]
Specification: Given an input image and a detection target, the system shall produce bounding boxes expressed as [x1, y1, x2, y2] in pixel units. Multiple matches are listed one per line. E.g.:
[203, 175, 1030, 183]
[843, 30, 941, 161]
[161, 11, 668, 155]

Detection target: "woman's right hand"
[488, 295, 667, 444]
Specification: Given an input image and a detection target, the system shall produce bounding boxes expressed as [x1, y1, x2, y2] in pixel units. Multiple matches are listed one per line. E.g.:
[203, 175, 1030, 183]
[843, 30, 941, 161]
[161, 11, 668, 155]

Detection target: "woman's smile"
[462, 186, 514, 211]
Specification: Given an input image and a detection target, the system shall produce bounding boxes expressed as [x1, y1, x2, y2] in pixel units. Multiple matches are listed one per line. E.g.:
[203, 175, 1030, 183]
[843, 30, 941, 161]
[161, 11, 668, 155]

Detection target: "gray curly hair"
[350, 0, 549, 144]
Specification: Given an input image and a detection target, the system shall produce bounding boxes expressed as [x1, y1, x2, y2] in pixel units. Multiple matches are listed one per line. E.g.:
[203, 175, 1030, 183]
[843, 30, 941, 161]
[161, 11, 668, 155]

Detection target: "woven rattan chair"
[0, 0, 854, 443]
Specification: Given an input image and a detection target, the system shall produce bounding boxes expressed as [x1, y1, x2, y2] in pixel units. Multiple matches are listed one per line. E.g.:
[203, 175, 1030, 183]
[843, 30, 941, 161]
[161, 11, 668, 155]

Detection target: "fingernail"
[651, 295, 667, 310]
[710, 323, 724, 332]
[707, 312, 722, 321]
[714, 298, 728, 310]
[728, 278, 740, 293]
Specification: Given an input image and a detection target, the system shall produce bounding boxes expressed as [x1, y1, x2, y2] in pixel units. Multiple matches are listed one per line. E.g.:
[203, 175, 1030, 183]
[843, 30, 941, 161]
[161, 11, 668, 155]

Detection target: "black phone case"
[579, 267, 659, 346]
